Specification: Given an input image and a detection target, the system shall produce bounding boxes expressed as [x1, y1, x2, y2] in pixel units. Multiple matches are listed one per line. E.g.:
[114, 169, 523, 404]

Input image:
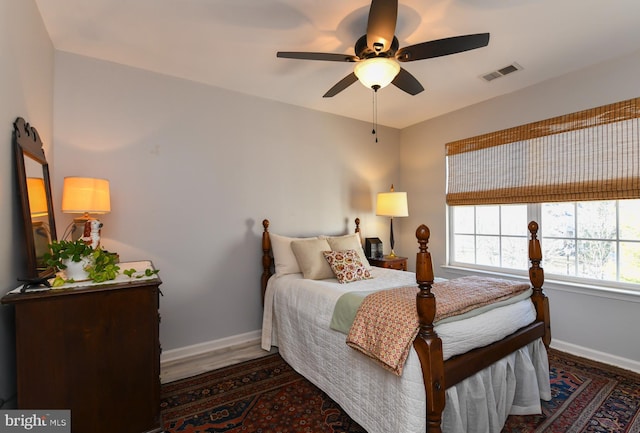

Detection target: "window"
[446, 97, 640, 290]
[449, 200, 640, 287]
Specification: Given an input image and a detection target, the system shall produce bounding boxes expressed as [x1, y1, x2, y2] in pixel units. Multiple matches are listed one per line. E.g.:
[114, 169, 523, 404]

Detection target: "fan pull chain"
[372, 85, 380, 143]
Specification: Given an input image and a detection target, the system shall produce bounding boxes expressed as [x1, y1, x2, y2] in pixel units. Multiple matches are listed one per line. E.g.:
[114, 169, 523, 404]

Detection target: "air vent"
[481, 62, 522, 82]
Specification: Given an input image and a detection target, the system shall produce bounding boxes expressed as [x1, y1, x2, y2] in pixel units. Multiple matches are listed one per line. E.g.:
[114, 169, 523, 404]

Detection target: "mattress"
[262, 267, 550, 433]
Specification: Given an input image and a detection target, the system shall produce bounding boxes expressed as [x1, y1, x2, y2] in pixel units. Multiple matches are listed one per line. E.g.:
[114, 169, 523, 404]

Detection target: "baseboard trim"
[161, 330, 262, 363]
[160, 330, 274, 383]
[551, 339, 640, 373]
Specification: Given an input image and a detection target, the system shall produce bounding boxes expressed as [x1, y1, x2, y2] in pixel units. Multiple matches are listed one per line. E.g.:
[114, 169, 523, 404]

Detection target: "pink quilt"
[346, 276, 530, 375]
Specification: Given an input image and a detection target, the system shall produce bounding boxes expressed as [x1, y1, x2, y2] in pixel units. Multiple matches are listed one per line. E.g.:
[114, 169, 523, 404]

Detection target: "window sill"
[441, 265, 640, 303]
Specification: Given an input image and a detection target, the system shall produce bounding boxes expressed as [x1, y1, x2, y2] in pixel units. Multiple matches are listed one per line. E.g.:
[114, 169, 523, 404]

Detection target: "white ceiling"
[35, 0, 640, 129]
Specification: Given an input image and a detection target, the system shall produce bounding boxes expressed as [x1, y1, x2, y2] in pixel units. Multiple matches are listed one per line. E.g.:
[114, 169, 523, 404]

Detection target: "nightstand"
[368, 256, 408, 271]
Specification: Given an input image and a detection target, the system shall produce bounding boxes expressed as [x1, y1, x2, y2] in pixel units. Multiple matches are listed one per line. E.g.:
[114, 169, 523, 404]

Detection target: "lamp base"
[68, 216, 90, 240]
[387, 250, 398, 258]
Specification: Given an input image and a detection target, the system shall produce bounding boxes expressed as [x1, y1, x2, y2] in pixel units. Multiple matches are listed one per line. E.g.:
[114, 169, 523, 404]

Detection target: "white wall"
[52, 51, 401, 351]
[400, 49, 640, 367]
[0, 0, 53, 407]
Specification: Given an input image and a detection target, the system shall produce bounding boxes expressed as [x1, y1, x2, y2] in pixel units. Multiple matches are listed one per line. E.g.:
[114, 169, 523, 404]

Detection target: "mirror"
[14, 117, 57, 278]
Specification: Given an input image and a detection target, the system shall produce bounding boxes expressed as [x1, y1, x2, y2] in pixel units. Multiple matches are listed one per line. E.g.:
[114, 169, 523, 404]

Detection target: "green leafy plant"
[123, 268, 160, 279]
[86, 248, 120, 283]
[44, 239, 93, 269]
[44, 239, 120, 285]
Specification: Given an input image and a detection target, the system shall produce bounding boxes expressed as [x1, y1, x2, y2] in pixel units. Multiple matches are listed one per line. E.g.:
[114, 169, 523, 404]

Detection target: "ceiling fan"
[277, 0, 489, 97]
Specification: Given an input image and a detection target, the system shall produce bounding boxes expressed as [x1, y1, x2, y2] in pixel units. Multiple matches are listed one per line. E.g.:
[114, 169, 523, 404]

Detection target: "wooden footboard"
[412, 222, 551, 433]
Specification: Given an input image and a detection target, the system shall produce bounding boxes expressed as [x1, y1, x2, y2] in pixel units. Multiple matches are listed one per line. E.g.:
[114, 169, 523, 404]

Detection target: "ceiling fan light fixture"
[354, 57, 400, 90]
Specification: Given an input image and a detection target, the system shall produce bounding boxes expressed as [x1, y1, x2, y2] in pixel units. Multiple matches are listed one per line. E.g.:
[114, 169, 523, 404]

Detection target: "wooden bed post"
[412, 224, 445, 433]
[261, 219, 273, 305]
[528, 221, 551, 348]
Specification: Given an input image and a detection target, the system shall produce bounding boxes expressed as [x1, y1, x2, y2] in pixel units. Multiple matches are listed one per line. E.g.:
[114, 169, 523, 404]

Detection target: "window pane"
[476, 206, 499, 235]
[620, 242, 640, 283]
[451, 199, 639, 289]
[620, 199, 640, 240]
[501, 205, 528, 236]
[476, 235, 500, 266]
[544, 238, 576, 276]
[542, 202, 575, 237]
[577, 240, 616, 280]
[453, 206, 475, 234]
[453, 234, 475, 263]
[501, 237, 528, 270]
[577, 201, 616, 240]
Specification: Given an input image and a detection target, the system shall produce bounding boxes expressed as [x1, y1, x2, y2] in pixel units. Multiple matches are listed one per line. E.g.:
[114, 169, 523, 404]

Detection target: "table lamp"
[376, 184, 408, 257]
[61, 177, 111, 240]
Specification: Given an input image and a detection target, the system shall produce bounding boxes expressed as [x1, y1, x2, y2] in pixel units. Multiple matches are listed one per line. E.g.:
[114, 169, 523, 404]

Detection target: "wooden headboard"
[260, 218, 361, 303]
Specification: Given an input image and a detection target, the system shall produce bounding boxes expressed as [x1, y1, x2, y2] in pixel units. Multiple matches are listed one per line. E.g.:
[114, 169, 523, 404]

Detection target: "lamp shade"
[354, 57, 400, 90]
[376, 189, 408, 217]
[27, 177, 48, 217]
[61, 177, 111, 214]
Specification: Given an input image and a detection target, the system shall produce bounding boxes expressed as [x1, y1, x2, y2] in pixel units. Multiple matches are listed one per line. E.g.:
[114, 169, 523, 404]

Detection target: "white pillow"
[270, 233, 317, 275]
[323, 233, 371, 269]
[290, 238, 334, 280]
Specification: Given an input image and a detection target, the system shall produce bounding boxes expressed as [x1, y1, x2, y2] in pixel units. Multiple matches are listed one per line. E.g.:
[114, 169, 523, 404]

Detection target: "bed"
[261, 218, 551, 433]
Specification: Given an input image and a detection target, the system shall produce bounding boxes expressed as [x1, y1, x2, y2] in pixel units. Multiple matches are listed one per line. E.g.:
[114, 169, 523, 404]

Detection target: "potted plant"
[44, 239, 120, 285]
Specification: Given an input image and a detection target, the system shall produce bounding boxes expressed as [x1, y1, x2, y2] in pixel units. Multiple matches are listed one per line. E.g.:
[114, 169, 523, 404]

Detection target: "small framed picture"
[365, 237, 383, 258]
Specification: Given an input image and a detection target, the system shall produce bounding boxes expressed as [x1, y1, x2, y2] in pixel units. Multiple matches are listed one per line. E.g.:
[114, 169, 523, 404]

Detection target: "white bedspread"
[262, 268, 551, 433]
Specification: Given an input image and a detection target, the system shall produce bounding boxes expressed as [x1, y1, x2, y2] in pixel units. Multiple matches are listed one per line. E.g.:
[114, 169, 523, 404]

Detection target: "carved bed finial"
[416, 224, 430, 252]
[528, 220, 543, 284]
[261, 219, 272, 304]
[415, 224, 434, 285]
[528, 220, 550, 348]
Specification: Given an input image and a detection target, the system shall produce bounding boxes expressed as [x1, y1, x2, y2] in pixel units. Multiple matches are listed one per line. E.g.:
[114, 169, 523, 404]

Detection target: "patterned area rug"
[503, 349, 640, 433]
[161, 349, 640, 433]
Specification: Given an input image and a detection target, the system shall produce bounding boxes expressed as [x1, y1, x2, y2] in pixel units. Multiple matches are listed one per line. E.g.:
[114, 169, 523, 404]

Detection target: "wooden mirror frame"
[14, 117, 58, 278]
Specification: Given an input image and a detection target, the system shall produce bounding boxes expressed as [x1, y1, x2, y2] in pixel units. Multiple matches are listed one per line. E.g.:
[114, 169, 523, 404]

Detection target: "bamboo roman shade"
[446, 97, 640, 205]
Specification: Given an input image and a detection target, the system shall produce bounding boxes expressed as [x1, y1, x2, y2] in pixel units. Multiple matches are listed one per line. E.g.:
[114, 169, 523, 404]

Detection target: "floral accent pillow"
[323, 249, 373, 284]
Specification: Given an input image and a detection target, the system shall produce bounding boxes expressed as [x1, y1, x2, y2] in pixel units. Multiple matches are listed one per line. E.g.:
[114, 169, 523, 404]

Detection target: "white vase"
[63, 257, 93, 281]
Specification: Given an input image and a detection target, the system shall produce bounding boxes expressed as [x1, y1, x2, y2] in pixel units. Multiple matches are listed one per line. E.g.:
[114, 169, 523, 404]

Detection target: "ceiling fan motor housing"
[355, 35, 399, 59]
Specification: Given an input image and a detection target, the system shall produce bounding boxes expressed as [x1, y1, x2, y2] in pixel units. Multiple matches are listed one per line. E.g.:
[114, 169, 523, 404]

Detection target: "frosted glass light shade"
[354, 57, 400, 89]
[376, 191, 408, 217]
[27, 177, 48, 217]
[61, 177, 111, 214]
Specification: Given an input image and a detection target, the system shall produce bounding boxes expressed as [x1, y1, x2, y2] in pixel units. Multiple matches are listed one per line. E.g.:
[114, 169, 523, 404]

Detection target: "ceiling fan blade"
[323, 73, 359, 97]
[392, 68, 425, 95]
[396, 33, 490, 62]
[366, 0, 398, 53]
[277, 52, 358, 62]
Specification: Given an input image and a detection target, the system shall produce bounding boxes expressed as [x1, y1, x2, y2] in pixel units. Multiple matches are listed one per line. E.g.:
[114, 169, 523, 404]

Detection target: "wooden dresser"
[1, 269, 162, 433]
